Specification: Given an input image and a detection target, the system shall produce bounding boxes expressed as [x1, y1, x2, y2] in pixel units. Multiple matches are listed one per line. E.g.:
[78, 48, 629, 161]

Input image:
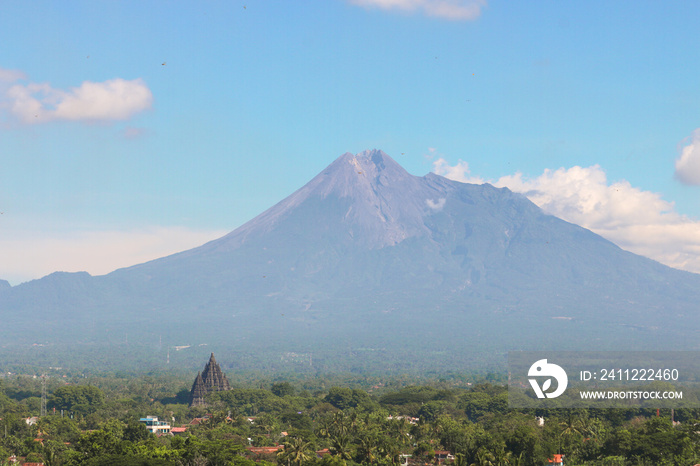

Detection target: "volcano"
[1, 150, 699, 368]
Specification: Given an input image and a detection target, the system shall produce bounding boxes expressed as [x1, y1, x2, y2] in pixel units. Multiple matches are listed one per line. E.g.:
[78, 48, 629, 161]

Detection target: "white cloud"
[348, 0, 485, 20]
[674, 128, 700, 185]
[433, 160, 700, 274]
[0, 227, 226, 286]
[1, 70, 152, 124]
[0, 68, 26, 82]
[432, 157, 484, 184]
[426, 197, 446, 211]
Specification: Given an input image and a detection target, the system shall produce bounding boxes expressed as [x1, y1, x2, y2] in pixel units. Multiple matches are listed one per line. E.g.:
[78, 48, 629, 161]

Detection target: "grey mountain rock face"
[1, 150, 699, 358]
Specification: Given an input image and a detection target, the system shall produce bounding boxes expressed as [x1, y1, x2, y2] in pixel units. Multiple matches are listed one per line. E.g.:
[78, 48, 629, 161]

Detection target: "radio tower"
[40, 374, 47, 417]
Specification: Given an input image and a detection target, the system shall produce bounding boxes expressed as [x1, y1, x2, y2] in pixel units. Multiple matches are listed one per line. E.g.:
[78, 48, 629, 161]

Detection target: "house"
[139, 416, 171, 435]
[547, 454, 564, 465]
[387, 415, 419, 425]
[171, 427, 188, 436]
[433, 450, 454, 464]
[246, 445, 284, 454]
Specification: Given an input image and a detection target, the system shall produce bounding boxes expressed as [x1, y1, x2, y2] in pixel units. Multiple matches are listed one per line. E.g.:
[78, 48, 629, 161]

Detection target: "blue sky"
[1, 0, 699, 284]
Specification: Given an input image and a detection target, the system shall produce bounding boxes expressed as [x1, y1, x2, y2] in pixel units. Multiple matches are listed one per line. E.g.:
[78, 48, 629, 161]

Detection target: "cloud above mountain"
[675, 128, 700, 186]
[348, 0, 485, 21]
[433, 158, 700, 274]
[0, 68, 153, 124]
[432, 157, 484, 184]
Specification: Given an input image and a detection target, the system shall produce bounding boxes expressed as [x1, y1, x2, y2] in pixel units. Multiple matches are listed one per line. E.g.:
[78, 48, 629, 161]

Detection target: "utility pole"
[41, 374, 47, 417]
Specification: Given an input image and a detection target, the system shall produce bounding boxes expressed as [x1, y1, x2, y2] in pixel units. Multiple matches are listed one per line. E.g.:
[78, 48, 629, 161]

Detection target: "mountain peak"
[194, 150, 429, 253]
[283, 149, 414, 203]
[329, 149, 408, 180]
[355, 148, 390, 166]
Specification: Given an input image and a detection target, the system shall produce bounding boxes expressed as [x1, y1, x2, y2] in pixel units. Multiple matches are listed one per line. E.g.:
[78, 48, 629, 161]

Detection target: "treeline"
[0, 374, 699, 465]
[0, 342, 508, 377]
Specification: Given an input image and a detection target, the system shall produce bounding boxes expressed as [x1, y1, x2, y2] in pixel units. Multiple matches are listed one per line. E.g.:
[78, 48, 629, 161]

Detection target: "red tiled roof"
[247, 446, 284, 454]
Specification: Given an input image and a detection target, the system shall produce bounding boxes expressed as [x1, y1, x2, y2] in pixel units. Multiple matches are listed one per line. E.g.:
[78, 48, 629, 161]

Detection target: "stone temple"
[190, 353, 231, 407]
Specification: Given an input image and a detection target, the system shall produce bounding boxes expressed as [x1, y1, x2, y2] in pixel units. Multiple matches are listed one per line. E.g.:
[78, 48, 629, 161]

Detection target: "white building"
[139, 416, 171, 435]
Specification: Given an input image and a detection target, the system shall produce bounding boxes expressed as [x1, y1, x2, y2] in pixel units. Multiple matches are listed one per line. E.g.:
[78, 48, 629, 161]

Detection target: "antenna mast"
[40, 374, 47, 417]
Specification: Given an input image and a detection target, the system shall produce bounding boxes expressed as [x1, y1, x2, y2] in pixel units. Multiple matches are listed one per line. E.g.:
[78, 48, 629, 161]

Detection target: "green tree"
[278, 437, 315, 466]
[325, 388, 373, 411]
[329, 433, 353, 462]
[356, 432, 379, 465]
[38, 415, 82, 443]
[470, 447, 495, 466]
[418, 401, 446, 423]
[49, 385, 105, 414]
[272, 382, 295, 397]
[42, 439, 68, 466]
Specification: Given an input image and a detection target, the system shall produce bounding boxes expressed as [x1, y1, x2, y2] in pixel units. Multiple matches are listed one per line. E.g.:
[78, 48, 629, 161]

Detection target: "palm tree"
[509, 451, 524, 466]
[394, 417, 412, 446]
[559, 413, 584, 457]
[468, 445, 512, 466]
[379, 439, 403, 466]
[470, 448, 496, 466]
[455, 452, 468, 466]
[347, 411, 359, 435]
[42, 440, 64, 466]
[357, 432, 379, 464]
[559, 413, 582, 438]
[202, 411, 229, 430]
[316, 417, 332, 439]
[254, 413, 277, 437]
[579, 416, 605, 445]
[329, 433, 353, 461]
[331, 411, 350, 436]
[491, 444, 512, 466]
[279, 437, 314, 466]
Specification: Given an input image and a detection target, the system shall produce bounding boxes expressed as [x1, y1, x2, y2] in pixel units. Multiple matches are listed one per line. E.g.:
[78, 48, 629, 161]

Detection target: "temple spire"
[189, 353, 230, 407]
[190, 372, 206, 407]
